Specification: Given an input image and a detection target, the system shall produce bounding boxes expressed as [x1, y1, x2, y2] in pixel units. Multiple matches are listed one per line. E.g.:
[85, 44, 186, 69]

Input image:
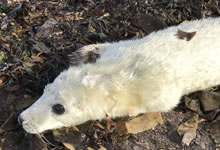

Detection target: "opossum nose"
[18, 115, 24, 125]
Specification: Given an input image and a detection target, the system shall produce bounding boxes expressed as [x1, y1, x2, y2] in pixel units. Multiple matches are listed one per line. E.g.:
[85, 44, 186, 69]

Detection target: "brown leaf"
[95, 122, 105, 130]
[184, 96, 200, 112]
[177, 29, 196, 41]
[181, 129, 197, 146]
[24, 61, 37, 67]
[177, 114, 199, 136]
[53, 127, 86, 149]
[63, 143, 75, 150]
[31, 55, 45, 63]
[116, 113, 163, 135]
[131, 14, 167, 35]
[98, 145, 107, 150]
[32, 40, 51, 53]
[0, 75, 7, 85]
[201, 91, 220, 112]
[177, 114, 199, 146]
[35, 18, 58, 39]
[116, 120, 128, 136]
[208, 118, 220, 149]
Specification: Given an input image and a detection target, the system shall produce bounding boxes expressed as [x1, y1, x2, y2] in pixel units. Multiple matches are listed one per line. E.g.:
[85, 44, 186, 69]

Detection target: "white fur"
[19, 17, 220, 134]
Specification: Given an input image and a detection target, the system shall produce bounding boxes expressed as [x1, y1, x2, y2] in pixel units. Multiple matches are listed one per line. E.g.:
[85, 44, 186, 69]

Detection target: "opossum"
[19, 17, 220, 134]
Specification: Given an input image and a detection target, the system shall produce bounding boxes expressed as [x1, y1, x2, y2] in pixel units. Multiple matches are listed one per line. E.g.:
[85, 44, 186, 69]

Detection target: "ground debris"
[177, 114, 199, 146]
[208, 116, 220, 149]
[201, 91, 220, 112]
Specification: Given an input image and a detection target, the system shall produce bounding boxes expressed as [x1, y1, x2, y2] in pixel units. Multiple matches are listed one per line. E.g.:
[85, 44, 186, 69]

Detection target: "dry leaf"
[87, 147, 94, 150]
[116, 112, 163, 135]
[177, 29, 196, 41]
[30, 55, 44, 63]
[0, 76, 7, 85]
[89, 24, 96, 32]
[35, 18, 58, 39]
[24, 61, 36, 67]
[201, 91, 220, 112]
[53, 127, 86, 149]
[95, 122, 105, 130]
[32, 40, 51, 53]
[181, 129, 197, 146]
[131, 14, 166, 35]
[177, 114, 199, 146]
[116, 120, 128, 136]
[177, 114, 198, 135]
[98, 145, 107, 150]
[208, 118, 220, 149]
[63, 143, 75, 150]
[184, 96, 200, 112]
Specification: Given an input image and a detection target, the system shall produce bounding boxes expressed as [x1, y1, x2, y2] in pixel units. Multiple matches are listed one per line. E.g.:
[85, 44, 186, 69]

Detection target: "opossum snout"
[18, 115, 24, 125]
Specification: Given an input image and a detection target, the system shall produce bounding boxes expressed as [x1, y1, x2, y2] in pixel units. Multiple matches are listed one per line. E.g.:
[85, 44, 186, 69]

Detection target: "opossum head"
[18, 67, 92, 134]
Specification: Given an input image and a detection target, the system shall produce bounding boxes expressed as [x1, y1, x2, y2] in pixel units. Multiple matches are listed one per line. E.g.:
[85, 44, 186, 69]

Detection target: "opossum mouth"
[22, 122, 40, 134]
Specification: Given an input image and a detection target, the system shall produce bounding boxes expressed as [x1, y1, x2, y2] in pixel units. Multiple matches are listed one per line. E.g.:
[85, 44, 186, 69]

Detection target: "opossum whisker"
[37, 133, 58, 147]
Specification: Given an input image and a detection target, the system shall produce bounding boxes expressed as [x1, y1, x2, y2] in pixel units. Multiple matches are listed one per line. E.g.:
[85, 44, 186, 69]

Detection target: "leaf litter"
[0, 0, 219, 149]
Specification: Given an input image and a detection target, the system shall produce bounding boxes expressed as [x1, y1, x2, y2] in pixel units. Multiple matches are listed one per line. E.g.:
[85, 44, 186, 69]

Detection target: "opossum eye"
[52, 104, 65, 115]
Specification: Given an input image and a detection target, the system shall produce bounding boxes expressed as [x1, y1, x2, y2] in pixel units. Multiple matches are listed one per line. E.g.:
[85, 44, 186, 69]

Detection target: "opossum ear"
[81, 73, 112, 88]
[81, 74, 102, 88]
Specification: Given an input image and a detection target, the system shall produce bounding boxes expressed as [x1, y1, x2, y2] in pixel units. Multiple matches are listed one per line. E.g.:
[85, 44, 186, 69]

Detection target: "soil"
[0, 0, 219, 150]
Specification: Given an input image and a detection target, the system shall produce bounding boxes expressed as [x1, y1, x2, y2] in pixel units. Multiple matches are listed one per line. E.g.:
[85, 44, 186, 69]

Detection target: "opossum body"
[19, 18, 220, 134]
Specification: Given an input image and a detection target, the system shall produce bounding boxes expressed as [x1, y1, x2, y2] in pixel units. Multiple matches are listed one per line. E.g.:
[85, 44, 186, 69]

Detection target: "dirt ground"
[0, 0, 220, 150]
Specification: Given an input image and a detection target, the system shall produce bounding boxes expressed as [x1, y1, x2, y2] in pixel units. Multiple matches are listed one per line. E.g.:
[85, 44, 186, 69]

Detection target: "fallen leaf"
[63, 143, 75, 150]
[53, 127, 86, 149]
[156, 140, 166, 149]
[89, 23, 96, 32]
[184, 96, 200, 112]
[181, 129, 197, 146]
[32, 40, 51, 53]
[131, 14, 167, 35]
[177, 29, 196, 41]
[35, 18, 58, 39]
[208, 117, 220, 149]
[0, 75, 7, 85]
[201, 91, 220, 112]
[116, 120, 128, 136]
[199, 108, 220, 121]
[98, 145, 107, 150]
[95, 122, 105, 130]
[116, 113, 163, 135]
[30, 55, 45, 63]
[177, 114, 199, 146]
[24, 61, 36, 67]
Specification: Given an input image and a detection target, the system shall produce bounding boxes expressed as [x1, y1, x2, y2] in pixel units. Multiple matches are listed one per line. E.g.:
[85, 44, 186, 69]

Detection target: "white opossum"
[19, 17, 220, 134]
